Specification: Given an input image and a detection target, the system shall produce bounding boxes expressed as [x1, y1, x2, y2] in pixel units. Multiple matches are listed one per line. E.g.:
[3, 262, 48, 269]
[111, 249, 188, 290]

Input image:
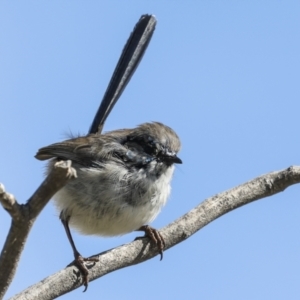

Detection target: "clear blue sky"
[1, 2, 300, 299]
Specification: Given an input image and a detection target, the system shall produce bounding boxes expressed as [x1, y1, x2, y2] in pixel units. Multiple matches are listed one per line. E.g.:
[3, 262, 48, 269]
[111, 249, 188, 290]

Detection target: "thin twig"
[0, 161, 76, 299]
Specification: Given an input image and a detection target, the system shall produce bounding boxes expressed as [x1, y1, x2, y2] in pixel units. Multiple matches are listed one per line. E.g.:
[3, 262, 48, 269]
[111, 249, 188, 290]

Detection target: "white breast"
[53, 162, 175, 236]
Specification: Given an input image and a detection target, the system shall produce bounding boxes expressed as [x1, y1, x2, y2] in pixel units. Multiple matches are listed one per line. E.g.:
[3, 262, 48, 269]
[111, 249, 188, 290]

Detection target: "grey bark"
[1, 165, 299, 299]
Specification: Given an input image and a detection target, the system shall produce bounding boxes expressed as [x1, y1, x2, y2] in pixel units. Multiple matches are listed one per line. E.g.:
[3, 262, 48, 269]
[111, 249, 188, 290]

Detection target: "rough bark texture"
[1, 166, 299, 299]
[0, 161, 77, 299]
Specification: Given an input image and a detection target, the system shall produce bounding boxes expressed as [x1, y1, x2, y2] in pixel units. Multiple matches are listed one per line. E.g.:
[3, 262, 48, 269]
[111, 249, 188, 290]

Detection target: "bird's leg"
[137, 225, 166, 260]
[60, 212, 99, 292]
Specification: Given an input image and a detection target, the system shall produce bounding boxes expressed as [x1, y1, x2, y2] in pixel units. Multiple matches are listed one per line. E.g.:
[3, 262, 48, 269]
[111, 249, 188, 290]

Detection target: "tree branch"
[9, 166, 300, 300]
[0, 161, 77, 299]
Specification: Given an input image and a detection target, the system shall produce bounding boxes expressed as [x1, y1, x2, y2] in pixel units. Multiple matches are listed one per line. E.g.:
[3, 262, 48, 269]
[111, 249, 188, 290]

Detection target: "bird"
[35, 122, 182, 288]
[35, 15, 182, 290]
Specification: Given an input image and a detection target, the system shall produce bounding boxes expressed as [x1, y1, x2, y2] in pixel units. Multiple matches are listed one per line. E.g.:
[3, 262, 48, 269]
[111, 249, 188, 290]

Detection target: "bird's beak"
[160, 152, 182, 164]
[170, 155, 182, 164]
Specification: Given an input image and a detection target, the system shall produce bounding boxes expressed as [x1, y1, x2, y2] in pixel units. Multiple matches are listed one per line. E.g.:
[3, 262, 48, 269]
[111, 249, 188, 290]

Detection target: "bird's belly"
[53, 171, 172, 236]
[54, 164, 174, 236]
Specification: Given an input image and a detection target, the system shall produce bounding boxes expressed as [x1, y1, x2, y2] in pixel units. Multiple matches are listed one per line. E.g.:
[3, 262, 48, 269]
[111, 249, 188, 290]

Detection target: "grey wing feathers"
[35, 137, 92, 161]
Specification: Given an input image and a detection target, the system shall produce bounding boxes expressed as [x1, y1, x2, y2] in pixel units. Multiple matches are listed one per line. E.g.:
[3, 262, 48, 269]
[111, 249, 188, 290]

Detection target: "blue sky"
[1, 1, 300, 299]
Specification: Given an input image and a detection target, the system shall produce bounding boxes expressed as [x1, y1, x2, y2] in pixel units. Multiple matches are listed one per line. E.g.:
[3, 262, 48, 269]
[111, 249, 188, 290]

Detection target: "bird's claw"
[138, 225, 166, 260]
[74, 254, 99, 292]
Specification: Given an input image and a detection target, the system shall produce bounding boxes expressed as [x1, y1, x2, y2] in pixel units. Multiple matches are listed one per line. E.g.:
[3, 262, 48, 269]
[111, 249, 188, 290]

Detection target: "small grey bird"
[36, 122, 181, 238]
[35, 15, 182, 290]
[35, 122, 182, 286]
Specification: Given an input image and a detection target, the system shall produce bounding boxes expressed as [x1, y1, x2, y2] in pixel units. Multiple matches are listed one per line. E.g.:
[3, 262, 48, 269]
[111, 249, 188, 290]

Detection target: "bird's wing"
[35, 136, 95, 162]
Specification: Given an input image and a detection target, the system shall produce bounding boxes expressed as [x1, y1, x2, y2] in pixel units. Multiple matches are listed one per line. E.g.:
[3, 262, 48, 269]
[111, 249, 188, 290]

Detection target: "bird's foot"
[73, 253, 99, 292]
[137, 225, 166, 260]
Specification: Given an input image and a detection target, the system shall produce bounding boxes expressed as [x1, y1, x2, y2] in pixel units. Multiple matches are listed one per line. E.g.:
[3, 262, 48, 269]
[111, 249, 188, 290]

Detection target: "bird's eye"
[142, 142, 157, 156]
[151, 138, 163, 154]
[127, 135, 159, 156]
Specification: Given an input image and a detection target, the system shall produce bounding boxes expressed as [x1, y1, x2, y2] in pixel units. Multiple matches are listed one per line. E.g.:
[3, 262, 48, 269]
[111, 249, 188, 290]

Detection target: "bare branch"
[0, 183, 22, 220]
[0, 161, 76, 299]
[9, 166, 300, 300]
